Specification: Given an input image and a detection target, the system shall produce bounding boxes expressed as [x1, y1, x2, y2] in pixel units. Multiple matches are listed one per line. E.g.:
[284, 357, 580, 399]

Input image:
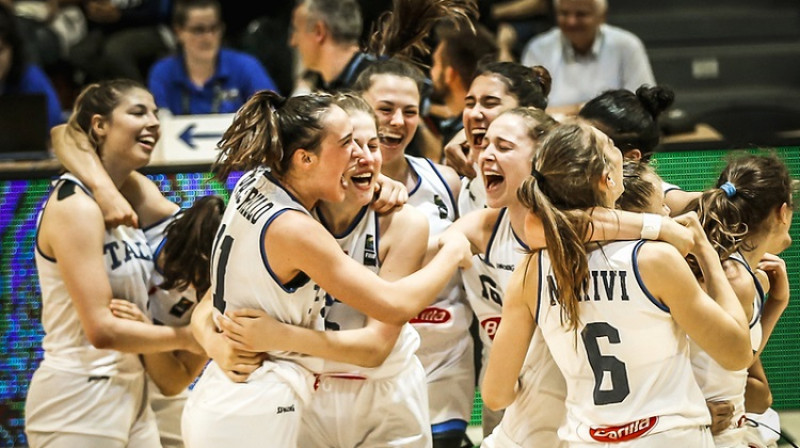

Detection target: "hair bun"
[635, 85, 674, 119]
[531, 65, 552, 98]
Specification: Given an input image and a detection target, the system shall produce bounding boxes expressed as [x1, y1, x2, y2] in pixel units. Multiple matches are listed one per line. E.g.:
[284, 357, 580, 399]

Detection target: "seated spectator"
[0, 3, 63, 130]
[520, 0, 654, 114]
[148, 0, 277, 115]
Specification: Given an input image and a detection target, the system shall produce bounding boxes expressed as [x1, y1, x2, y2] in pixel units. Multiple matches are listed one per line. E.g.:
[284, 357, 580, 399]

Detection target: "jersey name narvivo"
[537, 240, 709, 443]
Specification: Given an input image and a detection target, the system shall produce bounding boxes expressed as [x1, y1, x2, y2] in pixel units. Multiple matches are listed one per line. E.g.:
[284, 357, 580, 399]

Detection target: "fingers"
[227, 308, 266, 319]
[444, 142, 476, 179]
[109, 299, 147, 322]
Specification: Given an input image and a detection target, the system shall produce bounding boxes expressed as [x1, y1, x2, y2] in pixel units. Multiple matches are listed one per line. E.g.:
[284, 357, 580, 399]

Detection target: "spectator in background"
[520, 0, 654, 114]
[290, 0, 373, 93]
[147, 0, 277, 115]
[429, 21, 497, 144]
[0, 3, 63, 130]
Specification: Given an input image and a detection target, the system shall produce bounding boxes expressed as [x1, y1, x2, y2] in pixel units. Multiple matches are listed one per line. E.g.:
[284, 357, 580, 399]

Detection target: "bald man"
[520, 0, 654, 113]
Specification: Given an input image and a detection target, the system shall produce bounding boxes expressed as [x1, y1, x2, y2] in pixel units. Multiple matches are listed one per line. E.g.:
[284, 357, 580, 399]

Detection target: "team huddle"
[22, 1, 796, 447]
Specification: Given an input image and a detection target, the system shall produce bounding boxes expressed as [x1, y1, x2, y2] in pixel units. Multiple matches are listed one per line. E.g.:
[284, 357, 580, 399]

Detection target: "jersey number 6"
[581, 322, 630, 405]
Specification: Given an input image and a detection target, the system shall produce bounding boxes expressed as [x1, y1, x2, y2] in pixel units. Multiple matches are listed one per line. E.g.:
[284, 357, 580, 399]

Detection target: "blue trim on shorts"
[431, 419, 468, 434]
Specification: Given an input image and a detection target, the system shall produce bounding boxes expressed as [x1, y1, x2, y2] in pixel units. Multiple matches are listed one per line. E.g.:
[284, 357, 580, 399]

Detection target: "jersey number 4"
[581, 322, 630, 405]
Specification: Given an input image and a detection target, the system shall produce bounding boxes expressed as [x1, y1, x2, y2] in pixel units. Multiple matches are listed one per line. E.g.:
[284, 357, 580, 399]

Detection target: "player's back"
[536, 240, 709, 444]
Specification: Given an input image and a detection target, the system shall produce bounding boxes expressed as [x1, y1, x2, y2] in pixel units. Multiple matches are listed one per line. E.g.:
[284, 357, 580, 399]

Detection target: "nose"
[147, 110, 160, 129]
[349, 139, 366, 160]
[477, 141, 495, 164]
[389, 108, 404, 127]
[357, 144, 375, 165]
[467, 105, 484, 122]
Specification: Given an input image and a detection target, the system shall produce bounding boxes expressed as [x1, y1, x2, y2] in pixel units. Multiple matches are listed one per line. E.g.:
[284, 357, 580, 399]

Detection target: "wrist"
[640, 213, 662, 240]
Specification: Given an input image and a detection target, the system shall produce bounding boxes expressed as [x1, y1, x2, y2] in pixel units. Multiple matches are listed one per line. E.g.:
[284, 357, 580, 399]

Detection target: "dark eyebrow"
[338, 132, 353, 145]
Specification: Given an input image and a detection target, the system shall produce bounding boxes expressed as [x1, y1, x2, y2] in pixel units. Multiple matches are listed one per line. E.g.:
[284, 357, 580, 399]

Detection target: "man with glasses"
[148, 0, 277, 115]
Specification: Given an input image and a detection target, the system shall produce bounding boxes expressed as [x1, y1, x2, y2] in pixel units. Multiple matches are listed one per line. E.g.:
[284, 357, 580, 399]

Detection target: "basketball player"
[483, 121, 753, 447]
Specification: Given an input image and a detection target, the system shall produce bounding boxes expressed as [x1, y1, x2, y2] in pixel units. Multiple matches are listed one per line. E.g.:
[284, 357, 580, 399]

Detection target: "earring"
[607, 177, 616, 187]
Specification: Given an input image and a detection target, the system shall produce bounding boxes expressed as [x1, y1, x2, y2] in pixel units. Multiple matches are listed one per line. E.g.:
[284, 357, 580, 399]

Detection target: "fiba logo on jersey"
[433, 194, 448, 219]
[364, 235, 377, 266]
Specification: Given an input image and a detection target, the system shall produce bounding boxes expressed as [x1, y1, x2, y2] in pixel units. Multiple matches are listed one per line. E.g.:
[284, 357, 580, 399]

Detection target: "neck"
[381, 155, 414, 189]
[739, 239, 769, 269]
[102, 160, 134, 189]
[507, 201, 528, 244]
[318, 44, 360, 84]
[278, 172, 319, 211]
[317, 199, 365, 235]
[185, 55, 216, 86]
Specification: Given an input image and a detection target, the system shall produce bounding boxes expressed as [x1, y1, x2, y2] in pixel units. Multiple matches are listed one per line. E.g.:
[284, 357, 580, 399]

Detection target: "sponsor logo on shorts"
[480, 317, 501, 340]
[409, 307, 452, 324]
[87, 375, 110, 382]
[589, 416, 658, 442]
[277, 405, 295, 414]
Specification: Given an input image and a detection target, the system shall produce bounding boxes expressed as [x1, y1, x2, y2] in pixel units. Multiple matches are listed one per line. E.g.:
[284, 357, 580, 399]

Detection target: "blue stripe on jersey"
[726, 254, 766, 328]
[142, 208, 181, 232]
[317, 205, 370, 239]
[484, 208, 507, 268]
[152, 236, 168, 276]
[407, 161, 423, 196]
[372, 208, 381, 263]
[511, 226, 530, 252]
[260, 209, 309, 293]
[431, 418, 468, 434]
[632, 240, 671, 313]
[421, 157, 458, 218]
[535, 250, 543, 325]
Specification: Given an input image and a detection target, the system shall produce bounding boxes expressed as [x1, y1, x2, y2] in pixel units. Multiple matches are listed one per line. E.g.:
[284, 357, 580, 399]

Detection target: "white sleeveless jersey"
[211, 168, 324, 372]
[142, 211, 199, 327]
[312, 206, 420, 379]
[662, 181, 682, 194]
[458, 175, 486, 217]
[537, 240, 710, 444]
[34, 174, 151, 375]
[405, 156, 471, 350]
[689, 251, 766, 447]
[462, 208, 528, 355]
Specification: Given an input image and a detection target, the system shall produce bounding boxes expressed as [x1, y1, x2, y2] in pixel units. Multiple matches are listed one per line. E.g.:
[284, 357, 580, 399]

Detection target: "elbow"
[747, 393, 772, 415]
[719, 346, 754, 372]
[86, 326, 116, 350]
[481, 389, 513, 412]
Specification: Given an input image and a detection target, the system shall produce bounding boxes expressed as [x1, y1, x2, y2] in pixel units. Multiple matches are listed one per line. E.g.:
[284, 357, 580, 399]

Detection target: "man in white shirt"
[520, 0, 655, 114]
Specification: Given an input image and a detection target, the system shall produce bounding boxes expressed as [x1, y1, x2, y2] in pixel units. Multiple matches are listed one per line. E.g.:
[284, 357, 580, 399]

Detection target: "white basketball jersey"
[313, 206, 420, 379]
[35, 174, 151, 375]
[537, 240, 710, 444]
[211, 168, 324, 372]
[458, 175, 486, 217]
[462, 208, 528, 355]
[143, 211, 199, 327]
[661, 181, 682, 194]
[405, 156, 472, 351]
[690, 251, 766, 447]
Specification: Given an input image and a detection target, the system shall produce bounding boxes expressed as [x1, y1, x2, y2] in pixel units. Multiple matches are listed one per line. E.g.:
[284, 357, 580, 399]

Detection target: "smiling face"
[361, 74, 420, 166]
[94, 87, 160, 170]
[478, 113, 537, 208]
[311, 105, 358, 204]
[463, 74, 519, 152]
[344, 110, 382, 206]
[556, 0, 604, 53]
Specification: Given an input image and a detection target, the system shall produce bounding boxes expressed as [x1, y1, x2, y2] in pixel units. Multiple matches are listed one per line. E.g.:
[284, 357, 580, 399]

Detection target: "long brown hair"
[517, 122, 610, 330]
[213, 91, 337, 180]
[158, 195, 225, 296]
[695, 154, 797, 259]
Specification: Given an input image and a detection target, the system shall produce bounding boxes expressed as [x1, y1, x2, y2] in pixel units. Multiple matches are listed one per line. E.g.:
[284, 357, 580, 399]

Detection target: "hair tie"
[720, 182, 737, 198]
[531, 168, 546, 185]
